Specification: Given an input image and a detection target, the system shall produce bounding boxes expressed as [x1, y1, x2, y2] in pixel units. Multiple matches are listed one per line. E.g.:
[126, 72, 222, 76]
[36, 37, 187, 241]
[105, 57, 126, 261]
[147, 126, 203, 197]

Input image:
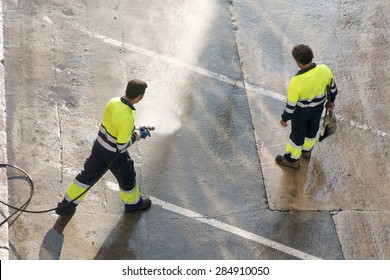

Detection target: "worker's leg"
[56, 143, 110, 215]
[303, 106, 323, 157]
[285, 112, 307, 162]
[109, 151, 151, 212]
[275, 120, 306, 169]
[276, 108, 308, 169]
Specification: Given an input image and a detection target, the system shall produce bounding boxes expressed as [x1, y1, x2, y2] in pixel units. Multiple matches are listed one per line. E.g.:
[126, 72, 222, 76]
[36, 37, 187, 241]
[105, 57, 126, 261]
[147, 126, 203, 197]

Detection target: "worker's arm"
[280, 80, 299, 125]
[327, 79, 338, 112]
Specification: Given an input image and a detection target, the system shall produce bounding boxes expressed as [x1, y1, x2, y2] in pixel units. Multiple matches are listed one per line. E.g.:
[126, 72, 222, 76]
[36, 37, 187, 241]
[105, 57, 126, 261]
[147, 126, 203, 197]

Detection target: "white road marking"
[150, 196, 322, 260]
[43, 15, 389, 138]
[337, 116, 388, 137]
[105, 181, 119, 191]
[81, 28, 388, 138]
[104, 180, 321, 259]
[82, 29, 248, 90]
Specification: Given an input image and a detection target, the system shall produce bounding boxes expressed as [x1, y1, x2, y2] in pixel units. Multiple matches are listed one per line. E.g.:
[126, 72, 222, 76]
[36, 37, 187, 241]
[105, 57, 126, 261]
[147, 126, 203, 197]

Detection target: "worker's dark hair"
[292, 44, 313, 65]
[125, 79, 148, 99]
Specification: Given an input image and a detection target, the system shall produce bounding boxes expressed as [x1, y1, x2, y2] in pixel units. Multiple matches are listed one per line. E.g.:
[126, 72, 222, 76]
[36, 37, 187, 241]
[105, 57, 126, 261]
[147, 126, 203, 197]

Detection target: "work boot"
[275, 155, 300, 169]
[302, 150, 312, 159]
[125, 197, 152, 213]
[55, 199, 77, 216]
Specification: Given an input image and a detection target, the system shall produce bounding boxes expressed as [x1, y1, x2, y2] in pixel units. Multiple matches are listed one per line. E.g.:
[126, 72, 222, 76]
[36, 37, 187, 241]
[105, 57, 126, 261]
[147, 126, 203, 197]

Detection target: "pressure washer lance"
[140, 126, 155, 132]
[0, 125, 156, 226]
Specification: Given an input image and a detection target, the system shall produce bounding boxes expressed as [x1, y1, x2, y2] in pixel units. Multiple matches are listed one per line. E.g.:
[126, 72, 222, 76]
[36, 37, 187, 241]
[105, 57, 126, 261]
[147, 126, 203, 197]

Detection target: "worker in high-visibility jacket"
[56, 79, 152, 215]
[276, 44, 338, 169]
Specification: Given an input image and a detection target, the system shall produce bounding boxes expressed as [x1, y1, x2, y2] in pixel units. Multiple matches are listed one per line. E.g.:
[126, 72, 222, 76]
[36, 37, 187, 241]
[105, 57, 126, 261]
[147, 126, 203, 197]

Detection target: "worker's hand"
[132, 128, 151, 141]
[280, 119, 288, 127]
[326, 102, 335, 112]
[139, 128, 151, 139]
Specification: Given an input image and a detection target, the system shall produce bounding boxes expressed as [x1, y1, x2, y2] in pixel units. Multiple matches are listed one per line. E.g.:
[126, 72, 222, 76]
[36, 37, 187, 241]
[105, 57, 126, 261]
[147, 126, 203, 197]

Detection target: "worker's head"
[292, 44, 313, 65]
[126, 79, 148, 102]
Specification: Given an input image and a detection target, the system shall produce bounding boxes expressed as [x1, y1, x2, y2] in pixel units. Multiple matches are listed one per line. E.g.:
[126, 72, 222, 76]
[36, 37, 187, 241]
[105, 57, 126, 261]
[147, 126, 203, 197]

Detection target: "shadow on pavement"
[39, 214, 74, 260]
[94, 212, 142, 260]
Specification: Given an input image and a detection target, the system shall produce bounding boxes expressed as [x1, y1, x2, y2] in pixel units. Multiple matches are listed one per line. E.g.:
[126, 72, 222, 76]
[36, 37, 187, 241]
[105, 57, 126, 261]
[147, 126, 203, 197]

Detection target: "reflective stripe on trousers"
[64, 141, 140, 205]
[285, 136, 317, 160]
[66, 181, 141, 205]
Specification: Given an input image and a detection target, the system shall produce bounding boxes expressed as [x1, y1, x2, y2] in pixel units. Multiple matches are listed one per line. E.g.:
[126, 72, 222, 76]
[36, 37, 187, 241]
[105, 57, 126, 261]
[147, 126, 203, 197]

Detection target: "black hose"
[0, 163, 34, 226]
[0, 152, 120, 227]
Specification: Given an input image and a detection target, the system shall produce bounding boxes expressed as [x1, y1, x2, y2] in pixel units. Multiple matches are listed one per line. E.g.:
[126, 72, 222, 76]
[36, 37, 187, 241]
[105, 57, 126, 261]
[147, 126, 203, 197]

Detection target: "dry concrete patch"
[333, 211, 390, 259]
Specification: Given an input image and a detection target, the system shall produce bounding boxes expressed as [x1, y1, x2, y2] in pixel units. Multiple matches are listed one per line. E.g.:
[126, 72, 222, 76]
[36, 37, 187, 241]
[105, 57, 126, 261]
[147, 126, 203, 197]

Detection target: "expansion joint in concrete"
[54, 105, 64, 184]
[227, 0, 270, 209]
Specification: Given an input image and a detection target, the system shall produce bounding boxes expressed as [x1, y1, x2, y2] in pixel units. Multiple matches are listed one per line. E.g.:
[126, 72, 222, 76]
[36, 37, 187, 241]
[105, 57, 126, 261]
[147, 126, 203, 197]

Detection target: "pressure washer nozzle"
[140, 126, 155, 131]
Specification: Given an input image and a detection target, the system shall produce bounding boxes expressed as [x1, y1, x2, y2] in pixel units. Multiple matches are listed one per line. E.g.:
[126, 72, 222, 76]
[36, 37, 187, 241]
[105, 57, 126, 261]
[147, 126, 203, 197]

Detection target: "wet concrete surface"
[232, 0, 390, 259]
[1, 0, 389, 259]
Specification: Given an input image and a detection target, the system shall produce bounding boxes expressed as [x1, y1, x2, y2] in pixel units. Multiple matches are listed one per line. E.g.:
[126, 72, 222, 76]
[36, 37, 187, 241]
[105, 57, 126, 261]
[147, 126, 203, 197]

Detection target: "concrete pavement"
[0, 0, 9, 260]
[232, 0, 390, 259]
[1, 0, 390, 260]
[2, 0, 341, 260]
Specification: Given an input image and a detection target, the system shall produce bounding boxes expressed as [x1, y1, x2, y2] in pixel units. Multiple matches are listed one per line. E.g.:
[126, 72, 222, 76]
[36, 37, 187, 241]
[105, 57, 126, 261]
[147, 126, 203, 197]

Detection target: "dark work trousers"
[286, 104, 324, 161]
[76, 141, 136, 192]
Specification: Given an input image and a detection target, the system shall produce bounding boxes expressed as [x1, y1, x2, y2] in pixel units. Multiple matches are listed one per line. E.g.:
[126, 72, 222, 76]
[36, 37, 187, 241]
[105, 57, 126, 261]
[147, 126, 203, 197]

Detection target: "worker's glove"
[139, 127, 151, 139]
[132, 127, 151, 142]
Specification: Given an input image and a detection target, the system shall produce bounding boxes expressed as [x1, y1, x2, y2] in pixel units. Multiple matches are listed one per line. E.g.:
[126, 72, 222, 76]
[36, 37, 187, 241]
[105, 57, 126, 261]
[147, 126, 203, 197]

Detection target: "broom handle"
[322, 80, 331, 129]
[322, 103, 329, 130]
[325, 78, 333, 118]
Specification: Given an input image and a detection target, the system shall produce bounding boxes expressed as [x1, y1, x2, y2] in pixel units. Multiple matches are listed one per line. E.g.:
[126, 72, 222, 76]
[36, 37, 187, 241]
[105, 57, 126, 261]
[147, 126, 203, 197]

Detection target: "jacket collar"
[120, 96, 136, 110]
[296, 63, 317, 76]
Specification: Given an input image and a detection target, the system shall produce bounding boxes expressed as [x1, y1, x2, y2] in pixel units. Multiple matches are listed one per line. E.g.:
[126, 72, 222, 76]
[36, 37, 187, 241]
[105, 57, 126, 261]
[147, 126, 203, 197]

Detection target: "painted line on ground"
[72, 23, 285, 102]
[150, 196, 321, 260]
[43, 15, 389, 138]
[104, 181, 321, 259]
[82, 27, 388, 138]
[50, 15, 322, 260]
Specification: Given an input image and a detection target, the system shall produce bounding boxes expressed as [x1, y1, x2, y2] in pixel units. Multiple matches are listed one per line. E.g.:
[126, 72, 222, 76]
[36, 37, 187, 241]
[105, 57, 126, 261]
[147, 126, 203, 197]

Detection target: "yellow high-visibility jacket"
[97, 97, 136, 153]
[282, 64, 337, 121]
